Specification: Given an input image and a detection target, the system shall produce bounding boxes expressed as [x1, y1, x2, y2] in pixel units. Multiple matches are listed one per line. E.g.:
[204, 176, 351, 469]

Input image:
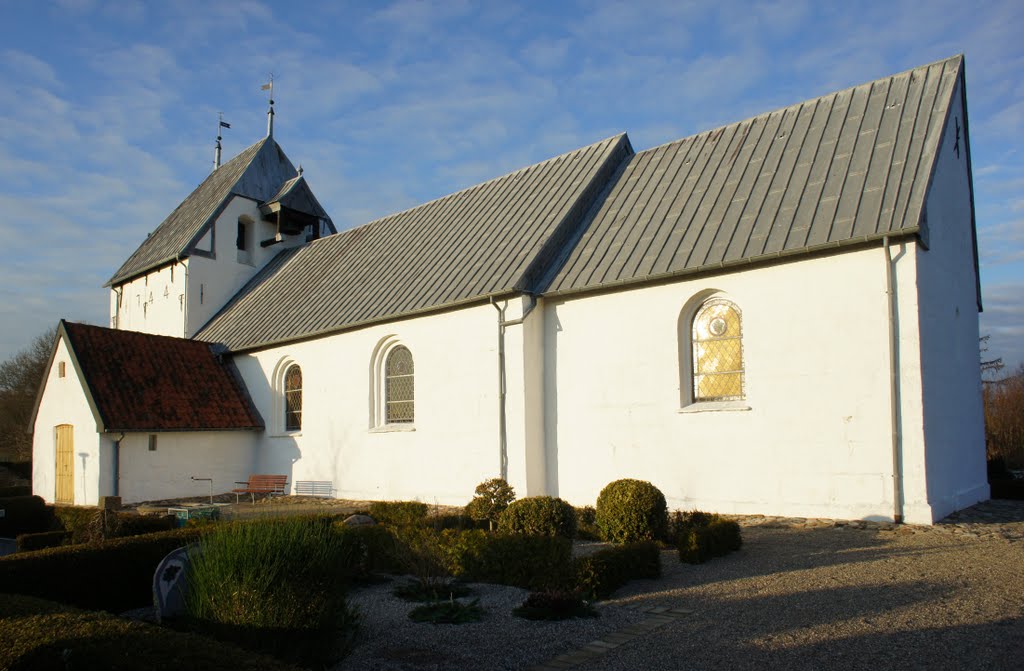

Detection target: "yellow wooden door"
[55, 425, 74, 505]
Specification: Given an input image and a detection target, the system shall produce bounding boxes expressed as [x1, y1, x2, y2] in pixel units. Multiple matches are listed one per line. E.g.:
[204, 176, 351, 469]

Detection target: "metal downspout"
[489, 296, 538, 481]
[112, 432, 124, 497]
[884, 236, 904, 523]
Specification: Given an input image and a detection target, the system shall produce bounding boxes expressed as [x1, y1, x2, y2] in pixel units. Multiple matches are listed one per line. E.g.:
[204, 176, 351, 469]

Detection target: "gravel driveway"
[337, 501, 1024, 670]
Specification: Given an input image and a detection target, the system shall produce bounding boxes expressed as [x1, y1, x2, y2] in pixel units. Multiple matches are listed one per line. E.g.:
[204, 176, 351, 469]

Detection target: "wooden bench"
[294, 480, 335, 498]
[232, 474, 288, 504]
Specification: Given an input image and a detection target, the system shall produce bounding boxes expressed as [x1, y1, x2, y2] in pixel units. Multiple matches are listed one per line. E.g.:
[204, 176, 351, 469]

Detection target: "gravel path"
[577, 523, 1024, 669]
[335, 580, 645, 670]
[336, 500, 1024, 670]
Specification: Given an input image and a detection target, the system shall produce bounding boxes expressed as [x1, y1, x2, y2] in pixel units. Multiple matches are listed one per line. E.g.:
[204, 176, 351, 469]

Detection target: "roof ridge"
[65, 320, 217, 346]
[634, 54, 963, 158]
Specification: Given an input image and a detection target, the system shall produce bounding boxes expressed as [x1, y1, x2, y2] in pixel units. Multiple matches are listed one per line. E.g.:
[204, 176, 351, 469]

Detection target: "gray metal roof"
[261, 174, 331, 221]
[545, 55, 965, 295]
[108, 137, 301, 286]
[196, 134, 632, 351]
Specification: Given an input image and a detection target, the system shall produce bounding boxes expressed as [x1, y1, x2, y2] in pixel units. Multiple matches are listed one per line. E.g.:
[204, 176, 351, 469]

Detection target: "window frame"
[284, 363, 303, 432]
[272, 357, 303, 436]
[370, 336, 416, 431]
[678, 293, 751, 413]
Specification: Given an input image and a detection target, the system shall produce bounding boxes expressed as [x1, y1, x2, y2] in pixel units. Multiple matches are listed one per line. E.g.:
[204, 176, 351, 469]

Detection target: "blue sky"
[1, 0, 1022, 370]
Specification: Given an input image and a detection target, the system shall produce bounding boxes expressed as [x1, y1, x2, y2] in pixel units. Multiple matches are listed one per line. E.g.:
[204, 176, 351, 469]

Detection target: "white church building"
[31, 55, 987, 524]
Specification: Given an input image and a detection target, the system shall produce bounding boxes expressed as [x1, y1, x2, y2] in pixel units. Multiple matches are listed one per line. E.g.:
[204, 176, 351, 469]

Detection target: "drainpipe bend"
[490, 295, 539, 481]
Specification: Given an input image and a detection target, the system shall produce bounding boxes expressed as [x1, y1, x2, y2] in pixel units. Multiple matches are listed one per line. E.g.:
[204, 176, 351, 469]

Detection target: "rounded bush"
[497, 496, 577, 539]
[595, 479, 668, 543]
[465, 478, 516, 529]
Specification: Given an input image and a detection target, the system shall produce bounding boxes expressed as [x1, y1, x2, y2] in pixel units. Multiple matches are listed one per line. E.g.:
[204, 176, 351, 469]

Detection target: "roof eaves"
[222, 289, 521, 354]
[542, 228, 921, 300]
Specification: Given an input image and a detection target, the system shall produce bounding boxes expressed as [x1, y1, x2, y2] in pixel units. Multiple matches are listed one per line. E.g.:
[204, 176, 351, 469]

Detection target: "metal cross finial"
[262, 74, 275, 138]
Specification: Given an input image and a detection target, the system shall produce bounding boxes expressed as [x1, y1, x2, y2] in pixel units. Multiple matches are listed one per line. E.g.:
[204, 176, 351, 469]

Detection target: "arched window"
[692, 299, 744, 401]
[385, 346, 414, 423]
[284, 364, 302, 431]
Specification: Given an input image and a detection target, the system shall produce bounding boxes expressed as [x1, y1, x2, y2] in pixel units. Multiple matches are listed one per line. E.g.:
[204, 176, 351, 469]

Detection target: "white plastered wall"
[115, 431, 258, 503]
[911, 77, 988, 521]
[232, 303, 503, 505]
[545, 245, 930, 522]
[110, 261, 187, 337]
[186, 196, 305, 337]
[31, 337, 103, 505]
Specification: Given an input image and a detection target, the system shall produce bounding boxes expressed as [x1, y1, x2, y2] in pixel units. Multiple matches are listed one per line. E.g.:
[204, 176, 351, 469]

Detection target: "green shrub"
[0, 485, 30, 498]
[513, 589, 598, 620]
[676, 514, 742, 564]
[369, 501, 429, 526]
[429, 512, 480, 531]
[497, 496, 577, 538]
[595, 479, 668, 543]
[52, 505, 99, 543]
[0, 496, 50, 537]
[440, 529, 572, 591]
[0, 594, 299, 670]
[15, 531, 69, 552]
[465, 478, 516, 530]
[185, 516, 360, 667]
[574, 506, 601, 540]
[389, 524, 453, 593]
[0, 527, 204, 612]
[333, 523, 401, 578]
[574, 541, 661, 600]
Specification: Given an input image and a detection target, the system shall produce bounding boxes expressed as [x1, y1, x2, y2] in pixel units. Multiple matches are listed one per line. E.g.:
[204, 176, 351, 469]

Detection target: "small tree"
[465, 478, 516, 531]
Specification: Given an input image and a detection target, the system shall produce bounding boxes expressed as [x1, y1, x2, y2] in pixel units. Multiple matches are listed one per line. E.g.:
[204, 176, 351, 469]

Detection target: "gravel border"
[334, 579, 646, 670]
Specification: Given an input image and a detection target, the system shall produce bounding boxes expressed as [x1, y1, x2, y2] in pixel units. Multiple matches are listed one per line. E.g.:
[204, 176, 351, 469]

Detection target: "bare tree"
[984, 363, 1024, 469]
[0, 327, 56, 462]
[980, 335, 1004, 382]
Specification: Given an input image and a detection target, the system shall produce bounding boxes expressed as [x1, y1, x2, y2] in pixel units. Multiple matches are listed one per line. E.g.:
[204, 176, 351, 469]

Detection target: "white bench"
[294, 480, 335, 498]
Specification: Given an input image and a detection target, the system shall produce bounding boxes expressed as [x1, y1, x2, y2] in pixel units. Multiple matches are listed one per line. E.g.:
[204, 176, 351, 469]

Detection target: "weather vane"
[213, 112, 231, 171]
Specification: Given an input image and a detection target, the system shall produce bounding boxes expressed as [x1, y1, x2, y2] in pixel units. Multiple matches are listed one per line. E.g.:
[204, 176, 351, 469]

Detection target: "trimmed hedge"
[677, 515, 742, 564]
[15, 531, 69, 553]
[334, 523, 402, 577]
[574, 541, 661, 599]
[595, 479, 668, 543]
[52, 505, 98, 543]
[497, 496, 577, 539]
[0, 594, 299, 671]
[440, 529, 573, 590]
[574, 506, 601, 541]
[368, 501, 429, 526]
[0, 527, 204, 612]
[0, 496, 50, 538]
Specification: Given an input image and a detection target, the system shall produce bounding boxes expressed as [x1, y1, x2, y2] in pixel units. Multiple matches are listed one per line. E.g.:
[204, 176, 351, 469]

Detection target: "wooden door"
[55, 425, 74, 505]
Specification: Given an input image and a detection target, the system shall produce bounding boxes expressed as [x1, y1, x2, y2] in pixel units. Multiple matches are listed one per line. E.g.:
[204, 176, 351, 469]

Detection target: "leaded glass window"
[385, 346, 414, 423]
[284, 364, 302, 431]
[692, 299, 744, 401]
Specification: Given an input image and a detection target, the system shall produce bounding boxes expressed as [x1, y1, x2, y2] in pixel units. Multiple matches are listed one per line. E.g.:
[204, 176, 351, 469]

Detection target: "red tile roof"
[62, 321, 263, 432]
